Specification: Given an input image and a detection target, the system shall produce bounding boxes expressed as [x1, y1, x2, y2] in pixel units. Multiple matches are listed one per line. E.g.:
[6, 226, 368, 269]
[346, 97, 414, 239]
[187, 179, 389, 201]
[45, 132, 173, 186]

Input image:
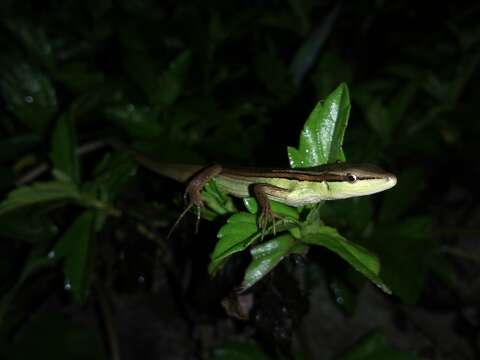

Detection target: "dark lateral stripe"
[222, 170, 375, 183]
[222, 167, 382, 182]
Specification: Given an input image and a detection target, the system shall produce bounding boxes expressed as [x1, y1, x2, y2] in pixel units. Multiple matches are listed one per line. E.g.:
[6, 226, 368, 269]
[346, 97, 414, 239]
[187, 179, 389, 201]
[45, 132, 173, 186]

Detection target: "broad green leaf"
[302, 226, 391, 294]
[241, 234, 298, 290]
[243, 197, 300, 220]
[50, 112, 80, 183]
[202, 180, 236, 216]
[0, 62, 57, 133]
[288, 83, 350, 167]
[211, 341, 271, 360]
[209, 212, 258, 274]
[0, 180, 81, 216]
[339, 330, 422, 360]
[54, 211, 95, 303]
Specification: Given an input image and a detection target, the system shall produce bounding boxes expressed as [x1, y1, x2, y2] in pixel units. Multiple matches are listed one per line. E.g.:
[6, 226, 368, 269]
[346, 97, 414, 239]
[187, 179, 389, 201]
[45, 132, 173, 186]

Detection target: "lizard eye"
[347, 173, 357, 183]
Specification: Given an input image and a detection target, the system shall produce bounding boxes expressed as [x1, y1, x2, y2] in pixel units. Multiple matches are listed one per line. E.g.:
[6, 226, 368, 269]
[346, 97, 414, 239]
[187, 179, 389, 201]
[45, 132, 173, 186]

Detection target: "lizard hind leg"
[251, 183, 288, 239]
[168, 164, 223, 238]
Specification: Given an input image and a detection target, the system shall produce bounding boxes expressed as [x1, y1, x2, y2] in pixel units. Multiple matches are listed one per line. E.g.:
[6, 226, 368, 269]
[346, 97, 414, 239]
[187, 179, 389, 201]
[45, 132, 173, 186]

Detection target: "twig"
[15, 140, 108, 186]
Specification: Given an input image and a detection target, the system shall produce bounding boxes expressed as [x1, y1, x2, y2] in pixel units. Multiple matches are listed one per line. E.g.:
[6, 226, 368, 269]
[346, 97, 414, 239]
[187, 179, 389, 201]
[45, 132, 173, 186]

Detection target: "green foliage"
[0, 1, 472, 357]
[209, 212, 258, 274]
[302, 226, 389, 294]
[0, 180, 81, 215]
[50, 112, 80, 184]
[242, 233, 306, 290]
[54, 211, 95, 303]
[206, 83, 388, 294]
[288, 83, 350, 167]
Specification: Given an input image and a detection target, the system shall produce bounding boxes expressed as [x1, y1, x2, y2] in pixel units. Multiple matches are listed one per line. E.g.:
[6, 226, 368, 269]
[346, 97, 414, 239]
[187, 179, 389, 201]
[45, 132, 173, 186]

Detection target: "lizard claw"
[258, 204, 279, 239]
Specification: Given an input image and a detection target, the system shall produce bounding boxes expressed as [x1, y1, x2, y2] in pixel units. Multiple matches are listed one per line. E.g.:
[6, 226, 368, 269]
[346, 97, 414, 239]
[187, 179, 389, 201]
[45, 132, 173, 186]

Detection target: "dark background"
[0, 1, 479, 359]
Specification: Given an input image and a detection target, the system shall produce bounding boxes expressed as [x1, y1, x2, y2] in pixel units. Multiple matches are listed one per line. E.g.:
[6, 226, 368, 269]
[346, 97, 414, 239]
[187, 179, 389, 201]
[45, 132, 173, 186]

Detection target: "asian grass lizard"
[114, 143, 397, 236]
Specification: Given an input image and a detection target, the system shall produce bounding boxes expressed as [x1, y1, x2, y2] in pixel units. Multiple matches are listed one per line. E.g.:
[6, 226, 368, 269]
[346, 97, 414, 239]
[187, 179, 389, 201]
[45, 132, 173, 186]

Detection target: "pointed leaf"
[0, 180, 81, 216]
[288, 83, 350, 167]
[50, 112, 80, 183]
[241, 234, 298, 290]
[209, 212, 258, 274]
[243, 197, 300, 220]
[54, 211, 95, 303]
[302, 226, 391, 294]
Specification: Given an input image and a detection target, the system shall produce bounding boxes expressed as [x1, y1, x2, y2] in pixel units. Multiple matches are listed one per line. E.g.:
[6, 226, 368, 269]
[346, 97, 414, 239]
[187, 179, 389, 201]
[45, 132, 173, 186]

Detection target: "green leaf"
[54, 211, 95, 303]
[241, 234, 299, 290]
[209, 212, 258, 275]
[302, 226, 391, 294]
[50, 112, 80, 183]
[211, 341, 271, 360]
[339, 330, 422, 360]
[288, 82, 350, 167]
[202, 180, 237, 216]
[0, 62, 57, 133]
[243, 197, 300, 220]
[0, 180, 81, 216]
